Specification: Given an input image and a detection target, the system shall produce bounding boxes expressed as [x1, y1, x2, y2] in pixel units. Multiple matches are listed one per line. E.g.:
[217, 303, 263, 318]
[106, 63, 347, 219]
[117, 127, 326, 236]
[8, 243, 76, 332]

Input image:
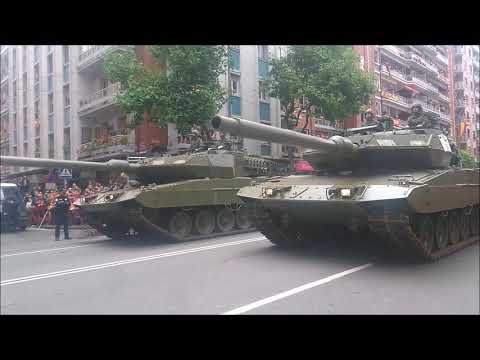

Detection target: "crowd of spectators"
[23, 174, 129, 226]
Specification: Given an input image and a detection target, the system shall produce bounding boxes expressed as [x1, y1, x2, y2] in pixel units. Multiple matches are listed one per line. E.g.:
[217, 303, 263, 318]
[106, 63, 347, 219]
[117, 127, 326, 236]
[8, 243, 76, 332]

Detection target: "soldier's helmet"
[411, 104, 423, 114]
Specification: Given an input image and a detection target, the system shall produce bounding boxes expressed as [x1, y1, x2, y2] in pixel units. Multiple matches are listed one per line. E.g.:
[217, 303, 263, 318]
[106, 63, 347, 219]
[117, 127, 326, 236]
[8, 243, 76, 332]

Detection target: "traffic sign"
[59, 168, 72, 178]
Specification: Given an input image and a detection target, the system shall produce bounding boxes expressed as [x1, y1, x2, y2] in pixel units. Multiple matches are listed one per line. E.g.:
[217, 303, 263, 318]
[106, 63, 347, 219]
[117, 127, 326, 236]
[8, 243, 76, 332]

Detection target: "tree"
[266, 46, 375, 132]
[104, 46, 228, 139]
[459, 149, 476, 168]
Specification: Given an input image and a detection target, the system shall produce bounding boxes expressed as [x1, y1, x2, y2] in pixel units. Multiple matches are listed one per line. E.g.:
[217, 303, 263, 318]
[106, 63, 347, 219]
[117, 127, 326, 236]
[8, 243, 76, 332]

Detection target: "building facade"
[452, 45, 479, 160]
[1, 44, 478, 180]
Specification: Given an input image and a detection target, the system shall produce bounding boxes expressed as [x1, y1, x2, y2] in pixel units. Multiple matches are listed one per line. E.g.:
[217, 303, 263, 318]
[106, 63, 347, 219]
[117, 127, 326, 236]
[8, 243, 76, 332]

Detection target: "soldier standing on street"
[52, 190, 71, 241]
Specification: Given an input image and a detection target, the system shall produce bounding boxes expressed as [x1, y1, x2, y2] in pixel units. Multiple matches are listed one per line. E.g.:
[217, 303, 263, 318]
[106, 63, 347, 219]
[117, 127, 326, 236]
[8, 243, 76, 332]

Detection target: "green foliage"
[459, 150, 476, 168]
[266, 46, 375, 129]
[104, 46, 228, 135]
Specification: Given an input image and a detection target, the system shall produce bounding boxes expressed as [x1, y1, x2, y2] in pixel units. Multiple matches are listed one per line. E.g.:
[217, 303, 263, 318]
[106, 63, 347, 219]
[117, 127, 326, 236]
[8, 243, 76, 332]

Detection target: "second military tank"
[212, 106, 479, 261]
[1, 140, 284, 241]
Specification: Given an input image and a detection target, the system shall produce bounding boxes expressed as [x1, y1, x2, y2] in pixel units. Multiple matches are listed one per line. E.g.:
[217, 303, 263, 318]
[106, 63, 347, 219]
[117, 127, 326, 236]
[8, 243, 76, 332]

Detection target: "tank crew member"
[363, 109, 377, 126]
[408, 104, 433, 128]
[51, 190, 71, 241]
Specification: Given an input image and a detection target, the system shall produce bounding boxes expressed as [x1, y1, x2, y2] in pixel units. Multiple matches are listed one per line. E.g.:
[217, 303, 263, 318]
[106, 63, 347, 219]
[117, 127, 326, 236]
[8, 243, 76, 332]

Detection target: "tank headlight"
[340, 189, 351, 197]
[265, 188, 273, 196]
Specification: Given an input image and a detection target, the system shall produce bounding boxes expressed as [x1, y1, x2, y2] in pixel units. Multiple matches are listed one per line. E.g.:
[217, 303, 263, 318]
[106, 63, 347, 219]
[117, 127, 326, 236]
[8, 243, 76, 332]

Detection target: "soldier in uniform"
[51, 190, 71, 241]
[363, 109, 377, 126]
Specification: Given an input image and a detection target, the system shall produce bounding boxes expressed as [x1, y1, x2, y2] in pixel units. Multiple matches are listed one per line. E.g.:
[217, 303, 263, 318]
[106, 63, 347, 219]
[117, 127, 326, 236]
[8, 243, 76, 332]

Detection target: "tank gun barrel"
[0, 156, 139, 172]
[211, 115, 357, 153]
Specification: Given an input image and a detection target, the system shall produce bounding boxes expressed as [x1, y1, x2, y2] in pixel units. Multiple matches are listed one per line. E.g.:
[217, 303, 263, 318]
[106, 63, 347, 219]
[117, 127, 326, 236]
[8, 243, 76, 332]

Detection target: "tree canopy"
[104, 46, 228, 136]
[266, 45, 375, 131]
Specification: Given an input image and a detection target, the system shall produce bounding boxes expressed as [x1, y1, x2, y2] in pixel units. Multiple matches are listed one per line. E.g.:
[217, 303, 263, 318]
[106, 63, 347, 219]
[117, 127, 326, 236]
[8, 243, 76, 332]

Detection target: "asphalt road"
[1, 227, 478, 314]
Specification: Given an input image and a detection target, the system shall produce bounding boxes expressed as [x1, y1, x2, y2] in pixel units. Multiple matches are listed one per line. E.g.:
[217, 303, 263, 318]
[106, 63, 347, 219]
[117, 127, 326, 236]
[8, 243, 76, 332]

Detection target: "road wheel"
[235, 206, 252, 230]
[448, 211, 460, 245]
[168, 211, 193, 240]
[414, 215, 434, 255]
[193, 209, 216, 236]
[216, 208, 235, 233]
[470, 206, 479, 236]
[434, 213, 448, 250]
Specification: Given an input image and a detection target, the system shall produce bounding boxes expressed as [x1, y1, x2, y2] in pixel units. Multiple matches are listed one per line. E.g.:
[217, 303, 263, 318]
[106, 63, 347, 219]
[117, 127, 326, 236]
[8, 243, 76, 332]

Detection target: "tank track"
[251, 203, 479, 262]
[89, 206, 256, 242]
[368, 205, 479, 262]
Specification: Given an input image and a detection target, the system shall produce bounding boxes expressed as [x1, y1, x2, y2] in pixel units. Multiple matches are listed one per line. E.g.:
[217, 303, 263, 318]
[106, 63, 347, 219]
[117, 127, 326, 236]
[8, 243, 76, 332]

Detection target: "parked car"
[0, 183, 28, 232]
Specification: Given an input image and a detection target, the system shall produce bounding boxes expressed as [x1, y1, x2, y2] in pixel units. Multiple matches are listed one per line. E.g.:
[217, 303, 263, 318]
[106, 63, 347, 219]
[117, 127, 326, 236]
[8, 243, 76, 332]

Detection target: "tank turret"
[212, 113, 454, 170]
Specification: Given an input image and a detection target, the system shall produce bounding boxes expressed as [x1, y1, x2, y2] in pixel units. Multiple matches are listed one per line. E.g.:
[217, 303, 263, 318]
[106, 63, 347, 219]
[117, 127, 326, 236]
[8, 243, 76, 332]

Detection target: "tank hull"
[78, 177, 257, 241]
[238, 168, 479, 261]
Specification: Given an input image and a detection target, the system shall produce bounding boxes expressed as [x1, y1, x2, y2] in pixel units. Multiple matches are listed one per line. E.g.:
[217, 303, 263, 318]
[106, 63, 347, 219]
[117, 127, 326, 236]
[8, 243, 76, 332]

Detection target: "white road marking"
[223, 263, 373, 315]
[1, 244, 93, 258]
[1, 236, 267, 286]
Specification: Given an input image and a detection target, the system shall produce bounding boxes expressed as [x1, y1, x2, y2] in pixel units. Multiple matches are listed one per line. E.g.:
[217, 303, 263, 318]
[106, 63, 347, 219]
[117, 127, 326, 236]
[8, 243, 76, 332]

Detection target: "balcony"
[376, 91, 412, 110]
[455, 99, 466, 108]
[411, 76, 438, 93]
[454, 82, 464, 90]
[381, 45, 409, 58]
[437, 92, 449, 102]
[424, 45, 437, 55]
[77, 45, 133, 72]
[78, 134, 135, 160]
[410, 53, 439, 75]
[454, 64, 463, 73]
[438, 73, 449, 84]
[439, 112, 450, 122]
[79, 83, 123, 116]
[436, 52, 448, 66]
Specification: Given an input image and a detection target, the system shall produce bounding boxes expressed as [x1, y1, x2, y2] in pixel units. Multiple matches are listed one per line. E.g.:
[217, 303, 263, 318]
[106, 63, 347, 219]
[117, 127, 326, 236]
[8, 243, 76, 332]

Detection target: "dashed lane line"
[1, 236, 267, 286]
[223, 263, 373, 315]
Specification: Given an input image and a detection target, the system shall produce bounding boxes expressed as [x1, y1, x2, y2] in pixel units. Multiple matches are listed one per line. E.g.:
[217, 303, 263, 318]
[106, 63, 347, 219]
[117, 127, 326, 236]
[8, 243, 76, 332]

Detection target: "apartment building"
[452, 45, 479, 160]
[0, 45, 286, 179]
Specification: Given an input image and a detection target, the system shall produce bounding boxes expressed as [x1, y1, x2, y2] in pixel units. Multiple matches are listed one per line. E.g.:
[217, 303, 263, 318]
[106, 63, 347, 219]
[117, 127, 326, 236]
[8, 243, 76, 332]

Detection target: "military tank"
[1, 141, 284, 241]
[211, 107, 479, 261]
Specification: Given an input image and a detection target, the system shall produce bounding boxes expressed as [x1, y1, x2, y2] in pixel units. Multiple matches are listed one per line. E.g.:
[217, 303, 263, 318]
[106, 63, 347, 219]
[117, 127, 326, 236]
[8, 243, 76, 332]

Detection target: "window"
[48, 46, 53, 53]
[12, 48, 17, 78]
[22, 46, 27, 70]
[23, 107, 28, 141]
[22, 73, 27, 105]
[258, 45, 268, 60]
[48, 134, 54, 158]
[12, 81, 17, 112]
[47, 53, 53, 74]
[229, 47, 240, 72]
[63, 84, 70, 127]
[62, 46, 69, 64]
[33, 46, 40, 64]
[230, 76, 240, 96]
[259, 81, 268, 101]
[0, 52, 8, 81]
[229, 96, 241, 116]
[23, 142, 28, 157]
[81, 127, 92, 144]
[0, 83, 7, 112]
[34, 101, 40, 120]
[260, 143, 271, 156]
[63, 63, 69, 83]
[35, 139, 40, 157]
[259, 102, 270, 123]
[48, 94, 54, 114]
[64, 128, 71, 160]
[64, 108, 70, 127]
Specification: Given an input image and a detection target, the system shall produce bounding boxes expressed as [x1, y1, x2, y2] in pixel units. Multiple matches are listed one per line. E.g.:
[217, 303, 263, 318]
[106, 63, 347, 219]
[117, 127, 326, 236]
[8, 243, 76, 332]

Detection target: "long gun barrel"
[0, 156, 139, 172]
[211, 115, 357, 153]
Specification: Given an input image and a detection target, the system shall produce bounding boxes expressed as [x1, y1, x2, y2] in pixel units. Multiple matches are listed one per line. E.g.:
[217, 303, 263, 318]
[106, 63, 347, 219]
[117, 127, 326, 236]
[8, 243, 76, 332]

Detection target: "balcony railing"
[78, 134, 135, 159]
[78, 45, 133, 71]
[381, 45, 410, 60]
[411, 76, 438, 93]
[410, 53, 439, 75]
[437, 93, 449, 102]
[79, 83, 123, 114]
[378, 91, 412, 107]
[258, 59, 268, 78]
[436, 52, 448, 65]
